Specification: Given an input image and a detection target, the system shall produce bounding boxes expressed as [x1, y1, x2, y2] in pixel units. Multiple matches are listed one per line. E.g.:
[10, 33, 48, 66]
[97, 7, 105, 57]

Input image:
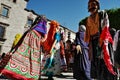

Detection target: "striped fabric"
[0, 30, 42, 80]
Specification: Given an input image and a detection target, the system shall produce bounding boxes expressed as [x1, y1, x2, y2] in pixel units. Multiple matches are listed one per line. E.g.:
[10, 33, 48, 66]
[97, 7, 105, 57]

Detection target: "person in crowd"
[0, 15, 47, 80]
[59, 32, 67, 72]
[109, 28, 116, 40]
[68, 51, 74, 71]
[65, 39, 72, 71]
[73, 25, 91, 80]
[114, 30, 120, 67]
[70, 42, 76, 71]
[113, 30, 120, 80]
[85, 0, 117, 79]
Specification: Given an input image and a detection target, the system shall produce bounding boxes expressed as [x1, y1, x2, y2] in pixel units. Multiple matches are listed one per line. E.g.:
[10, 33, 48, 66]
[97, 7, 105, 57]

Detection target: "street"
[0, 72, 76, 80]
[41, 72, 76, 80]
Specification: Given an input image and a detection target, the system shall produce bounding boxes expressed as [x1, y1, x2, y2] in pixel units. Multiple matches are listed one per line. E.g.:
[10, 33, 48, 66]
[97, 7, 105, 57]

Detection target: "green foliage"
[107, 8, 120, 30]
[79, 8, 120, 30]
[79, 17, 87, 26]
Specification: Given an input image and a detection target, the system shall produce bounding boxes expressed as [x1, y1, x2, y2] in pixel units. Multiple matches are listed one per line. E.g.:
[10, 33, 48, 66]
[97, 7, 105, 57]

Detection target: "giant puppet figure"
[73, 25, 91, 80]
[41, 20, 63, 80]
[85, 0, 117, 80]
[0, 15, 47, 80]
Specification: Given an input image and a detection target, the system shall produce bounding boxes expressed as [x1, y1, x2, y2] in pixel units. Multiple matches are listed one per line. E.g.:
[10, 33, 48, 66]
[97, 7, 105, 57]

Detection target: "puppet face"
[88, 1, 99, 13]
[56, 26, 60, 32]
[79, 25, 86, 32]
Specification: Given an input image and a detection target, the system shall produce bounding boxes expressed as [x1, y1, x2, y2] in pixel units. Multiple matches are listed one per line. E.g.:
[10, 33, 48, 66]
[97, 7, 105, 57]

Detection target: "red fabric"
[99, 26, 113, 46]
[42, 26, 56, 52]
[100, 26, 117, 75]
[103, 44, 117, 75]
[60, 41, 65, 56]
[42, 21, 59, 53]
[0, 69, 34, 80]
[0, 30, 41, 80]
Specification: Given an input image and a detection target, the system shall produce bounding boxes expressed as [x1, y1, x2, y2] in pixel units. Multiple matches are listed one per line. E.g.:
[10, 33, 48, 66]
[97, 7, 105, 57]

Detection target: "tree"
[107, 8, 120, 30]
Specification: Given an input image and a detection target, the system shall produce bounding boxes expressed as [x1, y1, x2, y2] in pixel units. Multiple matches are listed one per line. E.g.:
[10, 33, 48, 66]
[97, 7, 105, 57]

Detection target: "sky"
[27, 0, 120, 32]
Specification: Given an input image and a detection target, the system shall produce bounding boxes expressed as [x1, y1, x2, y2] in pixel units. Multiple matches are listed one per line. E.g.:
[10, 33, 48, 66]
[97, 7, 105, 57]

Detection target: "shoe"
[47, 77, 54, 80]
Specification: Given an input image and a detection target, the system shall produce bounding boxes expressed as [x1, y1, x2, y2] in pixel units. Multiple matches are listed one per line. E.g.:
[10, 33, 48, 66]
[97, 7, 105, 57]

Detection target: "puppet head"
[36, 15, 47, 24]
[88, 0, 100, 12]
[32, 15, 47, 26]
[79, 25, 86, 32]
[49, 20, 59, 30]
[33, 15, 47, 35]
[48, 20, 60, 38]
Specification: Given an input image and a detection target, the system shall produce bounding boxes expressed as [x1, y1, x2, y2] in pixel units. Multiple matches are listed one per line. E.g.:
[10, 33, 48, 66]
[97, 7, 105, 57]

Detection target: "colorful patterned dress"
[85, 10, 116, 80]
[0, 18, 47, 80]
[73, 31, 91, 80]
[42, 32, 62, 75]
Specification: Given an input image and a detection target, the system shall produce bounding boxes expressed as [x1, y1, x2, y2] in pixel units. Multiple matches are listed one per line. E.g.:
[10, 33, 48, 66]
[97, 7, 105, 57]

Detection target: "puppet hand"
[76, 45, 82, 54]
[41, 34, 47, 42]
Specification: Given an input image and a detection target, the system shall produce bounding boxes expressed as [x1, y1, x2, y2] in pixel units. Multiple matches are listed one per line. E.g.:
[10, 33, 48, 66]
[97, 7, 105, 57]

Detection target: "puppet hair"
[43, 20, 59, 52]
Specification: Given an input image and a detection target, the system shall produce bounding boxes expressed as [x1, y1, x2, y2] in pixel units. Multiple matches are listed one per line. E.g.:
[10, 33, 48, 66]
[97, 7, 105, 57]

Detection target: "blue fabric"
[34, 21, 47, 35]
[55, 32, 61, 42]
[73, 31, 91, 80]
[75, 31, 88, 48]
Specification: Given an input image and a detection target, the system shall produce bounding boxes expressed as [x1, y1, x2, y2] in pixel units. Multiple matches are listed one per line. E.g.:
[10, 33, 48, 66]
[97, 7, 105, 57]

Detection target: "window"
[0, 26, 5, 38]
[13, 0, 17, 3]
[0, 23, 7, 42]
[1, 4, 11, 18]
[27, 18, 33, 26]
[1, 7, 9, 17]
[68, 32, 71, 39]
[24, 18, 33, 31]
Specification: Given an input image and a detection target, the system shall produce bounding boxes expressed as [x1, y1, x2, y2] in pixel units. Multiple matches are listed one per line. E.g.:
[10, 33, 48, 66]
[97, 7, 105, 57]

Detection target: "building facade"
[0, 0, 75, 54]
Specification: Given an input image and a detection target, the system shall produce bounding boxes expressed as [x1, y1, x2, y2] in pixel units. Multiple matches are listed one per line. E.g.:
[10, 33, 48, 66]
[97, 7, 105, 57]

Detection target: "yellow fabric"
[85, 13, 99, 43]
[12, 33, 22, 47]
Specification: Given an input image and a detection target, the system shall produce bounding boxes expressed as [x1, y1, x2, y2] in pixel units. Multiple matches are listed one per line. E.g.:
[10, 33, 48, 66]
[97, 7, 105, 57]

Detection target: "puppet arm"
[50, 39, 57, 54]
[41, 34, 47, 42]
